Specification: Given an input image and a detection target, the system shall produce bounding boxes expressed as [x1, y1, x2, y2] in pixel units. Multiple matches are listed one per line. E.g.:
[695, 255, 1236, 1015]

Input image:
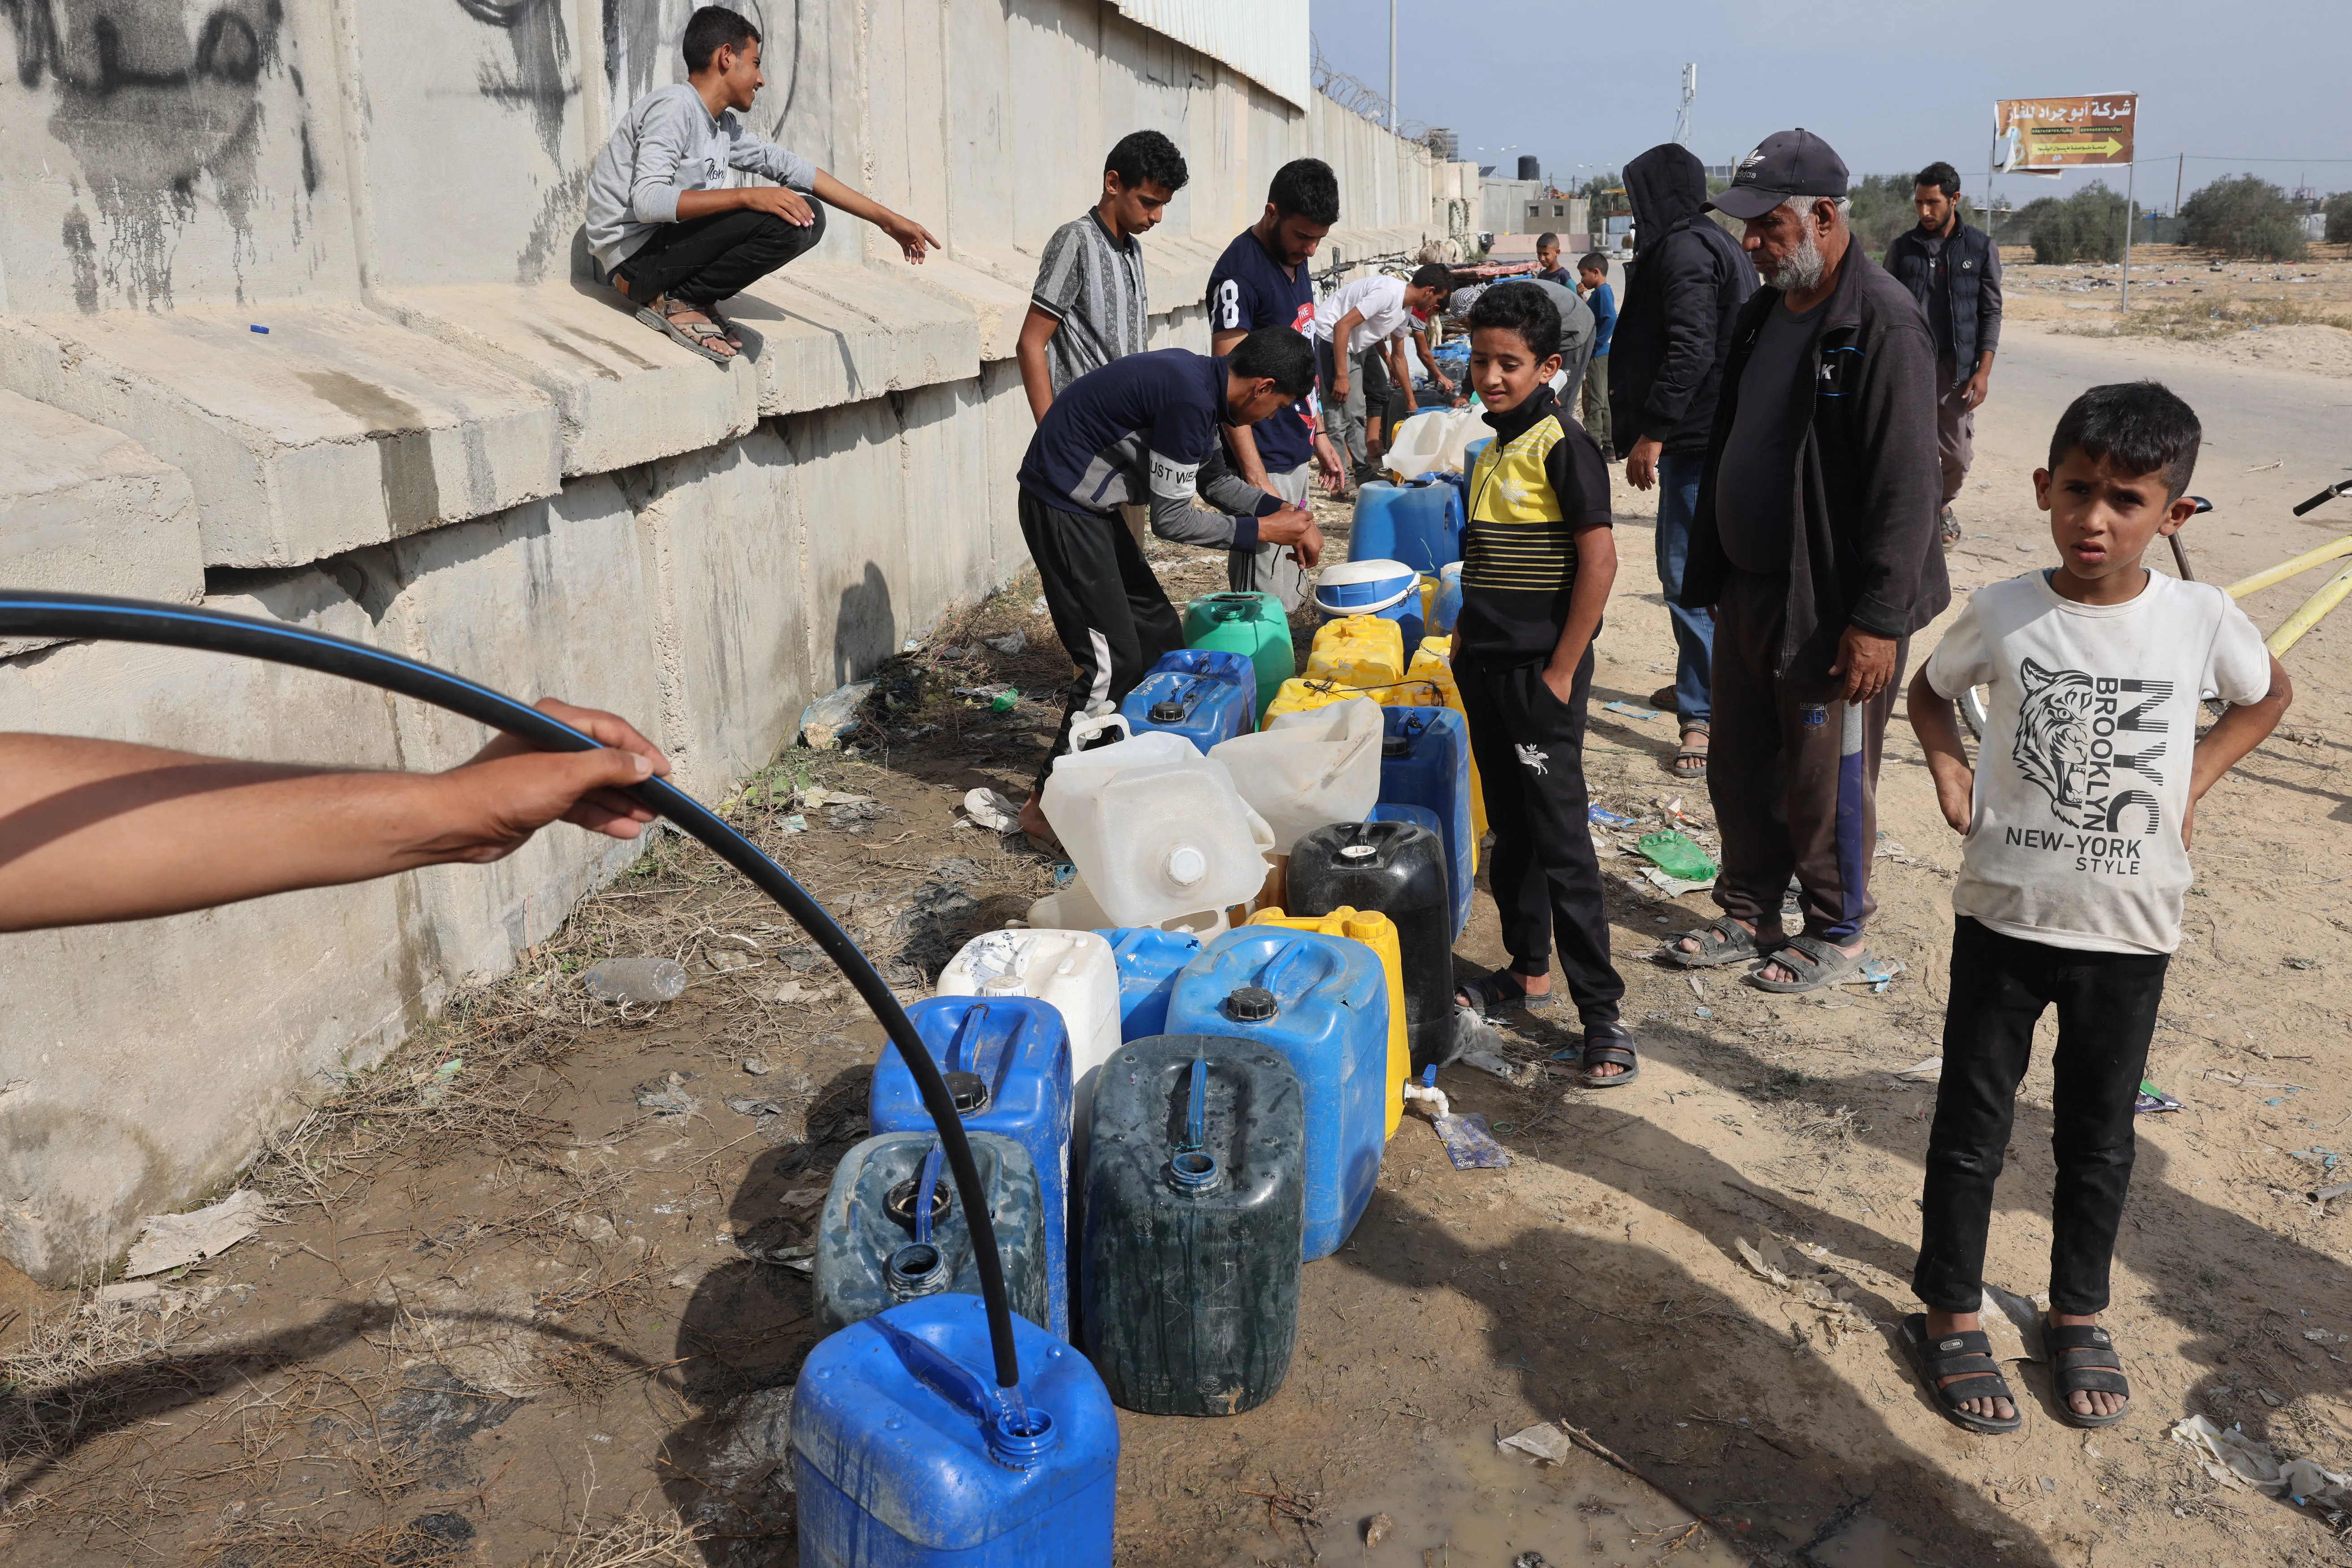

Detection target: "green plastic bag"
[1635, 830, 1718, 883]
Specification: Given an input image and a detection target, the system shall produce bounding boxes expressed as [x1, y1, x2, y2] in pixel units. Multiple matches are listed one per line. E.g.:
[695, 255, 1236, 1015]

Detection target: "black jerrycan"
[1287, 820, 1454, 1074]
[1080, 1036, 1304, 1415]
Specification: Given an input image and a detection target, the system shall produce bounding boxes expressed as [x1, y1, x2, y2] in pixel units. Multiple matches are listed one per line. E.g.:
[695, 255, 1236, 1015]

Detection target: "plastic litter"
[961, 788, 1020, 833]
[799, 679, 876, 749]
[1497, 1422, 1574, 1464]
[2313, 1180, 2352, 1202]
[124, 1189, 276, 1278]
[2169, 1415, 2352, 1512]
[1852, 956, 1906, 993]
[1432, 1110, 1510, 1169]
[1638, 866, 1713, 897]
[2135, 1079, 2185, 1114]
[418, 1056, 463, 1106]
[1895, 1057, 1943, 1083]
[1459, 1049, 1531, 1086]
[1635, 830, 1718, 883]
[985, 630, 1026, 654]
[1601, 700, 1665, 721]
[1587, 805, 1639, 828]
[249, 324, 269, 334]
[583, 956, 688, 1003]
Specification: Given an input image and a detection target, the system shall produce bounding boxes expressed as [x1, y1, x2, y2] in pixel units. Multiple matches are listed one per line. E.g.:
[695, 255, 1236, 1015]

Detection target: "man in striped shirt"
[1017, 131, 1190, 418]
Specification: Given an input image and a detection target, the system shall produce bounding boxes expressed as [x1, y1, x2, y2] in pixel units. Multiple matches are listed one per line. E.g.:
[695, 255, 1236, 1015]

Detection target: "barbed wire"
[1310, 34, 1429, 143]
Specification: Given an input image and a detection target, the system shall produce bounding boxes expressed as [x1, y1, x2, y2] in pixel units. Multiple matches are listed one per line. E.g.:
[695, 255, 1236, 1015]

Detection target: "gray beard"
[1763, 225, 1825, 293]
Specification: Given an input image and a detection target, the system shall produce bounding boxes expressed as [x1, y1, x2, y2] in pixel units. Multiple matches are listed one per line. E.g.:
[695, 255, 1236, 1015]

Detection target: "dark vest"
[1885, 221, 1991, 388]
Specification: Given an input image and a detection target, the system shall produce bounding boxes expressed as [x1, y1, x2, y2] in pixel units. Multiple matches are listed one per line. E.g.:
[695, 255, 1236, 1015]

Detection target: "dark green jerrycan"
[1080, 1036, 1304, 1415]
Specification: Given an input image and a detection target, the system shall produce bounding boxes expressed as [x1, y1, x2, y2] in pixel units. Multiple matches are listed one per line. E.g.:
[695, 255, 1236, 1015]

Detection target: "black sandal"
[2045, 1318, 2131, 1428]
[1574, 1022, 1639, 1087]
[1899, 1314, 2023, 1434]
[1455, 968, 1555, 1018]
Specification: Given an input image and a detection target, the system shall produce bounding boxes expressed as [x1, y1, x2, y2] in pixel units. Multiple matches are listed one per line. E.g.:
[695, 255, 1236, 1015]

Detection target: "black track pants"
[1019, 488, 1184, 793]
[614, 204, 827, 307]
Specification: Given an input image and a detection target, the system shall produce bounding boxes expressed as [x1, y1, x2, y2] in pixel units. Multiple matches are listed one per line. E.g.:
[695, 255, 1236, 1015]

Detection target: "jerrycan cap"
[1165, 844, 1208, 888]
[943, 1071, 989, 1115]
[978, 971, 1028, 996]
[1148, 698, 1188, 722]
[1341, 821, 1378, 860]
[1224, 985, 1278, 1023]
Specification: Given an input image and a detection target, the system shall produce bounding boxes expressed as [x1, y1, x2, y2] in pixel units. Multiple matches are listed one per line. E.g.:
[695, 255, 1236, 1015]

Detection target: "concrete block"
[0, 390, 203, 656]
[977, 361, 1037, 583]
[340, 475, 669, 981]
[639, 425, 816, 795]
[0, 571, 429, 1285]
[370, 284, 758, 475]
[885, 256, 1032, 362]
[897, 380, 1001, 628]
[0, 305, 560, 568]
[729, 263, 979, 414]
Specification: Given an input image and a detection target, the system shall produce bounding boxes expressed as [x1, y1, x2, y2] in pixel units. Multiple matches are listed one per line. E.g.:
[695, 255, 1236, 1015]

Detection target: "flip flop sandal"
[636, 298, 735, 365]
[1673, 721, 1709, 779]
[1572, 1022, 1640, 1087]
[1662, 915, 1777, 969]
[1455, 968, 1555, 1018]
[702, 301, 746, 349]
[1900, 1314, 2023, 1434]
[1648, 685, 1677, 711]
[2045, 1318, 2132, 1428]
[1744, 934, 1876, 994]
[1939, 505, 1963, 549]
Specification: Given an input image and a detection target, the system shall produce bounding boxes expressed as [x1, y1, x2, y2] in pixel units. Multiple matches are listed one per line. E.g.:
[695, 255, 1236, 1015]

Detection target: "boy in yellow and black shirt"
[1449, 283, 1636, 1085]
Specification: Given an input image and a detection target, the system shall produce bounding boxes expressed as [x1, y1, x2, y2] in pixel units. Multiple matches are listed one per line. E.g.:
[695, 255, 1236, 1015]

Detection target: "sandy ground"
[3, 312, 2351, 1568]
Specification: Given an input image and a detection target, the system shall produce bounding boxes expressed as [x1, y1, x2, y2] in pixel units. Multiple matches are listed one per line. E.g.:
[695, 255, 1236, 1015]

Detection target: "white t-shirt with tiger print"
[1925, 569, 2270, 954]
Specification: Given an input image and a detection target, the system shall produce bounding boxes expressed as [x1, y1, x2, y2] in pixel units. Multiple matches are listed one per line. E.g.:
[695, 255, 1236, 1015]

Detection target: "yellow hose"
[2267, 559, 2352, 658]
[2224, 534, 2352, 600]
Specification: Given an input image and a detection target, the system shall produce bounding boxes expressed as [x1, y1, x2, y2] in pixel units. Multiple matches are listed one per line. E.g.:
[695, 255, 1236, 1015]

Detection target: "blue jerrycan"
[1371, 801, 1442, 838]
[814, 1132, 1054, 1336]
[1081, 1038, 1304, 1415]
[1351, 478, 1465, 573]
[1375, 705, 1475, 937]
[1119, 649, 1256, 752]
[1163, 928, 1387, 1259]
[870, 997, 1075, 1339]
[1097, 927, 1203, 1041]
[793, 1295, 1118, 1566]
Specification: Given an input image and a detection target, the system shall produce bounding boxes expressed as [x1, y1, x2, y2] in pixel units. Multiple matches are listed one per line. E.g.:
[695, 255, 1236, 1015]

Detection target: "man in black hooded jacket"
[1609, 144, 1755, 779]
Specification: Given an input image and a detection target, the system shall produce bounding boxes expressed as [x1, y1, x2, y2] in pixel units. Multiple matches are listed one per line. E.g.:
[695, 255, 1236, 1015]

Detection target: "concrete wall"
[0, 0, 1441, 1284]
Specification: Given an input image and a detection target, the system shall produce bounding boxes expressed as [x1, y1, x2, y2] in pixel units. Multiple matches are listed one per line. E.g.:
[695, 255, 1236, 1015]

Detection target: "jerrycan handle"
[914, 1143, 946, 1244]
[1169, 1053, 1219, 1191]
[945, 1001, 987, 1072]
[1261, 941, 1309, 997]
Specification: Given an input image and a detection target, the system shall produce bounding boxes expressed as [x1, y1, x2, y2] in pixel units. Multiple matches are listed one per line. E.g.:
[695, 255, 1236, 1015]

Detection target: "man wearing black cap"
[1664, 129, 1948, 995]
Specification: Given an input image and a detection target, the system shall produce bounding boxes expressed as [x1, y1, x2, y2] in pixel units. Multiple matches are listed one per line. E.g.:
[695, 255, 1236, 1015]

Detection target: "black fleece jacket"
[1678, 248, 1951, 681]
[1609, 144, 1755, 456]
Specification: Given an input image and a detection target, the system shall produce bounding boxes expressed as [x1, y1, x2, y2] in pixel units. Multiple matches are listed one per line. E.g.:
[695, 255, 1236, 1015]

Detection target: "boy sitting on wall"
[584, 5, 939, 364]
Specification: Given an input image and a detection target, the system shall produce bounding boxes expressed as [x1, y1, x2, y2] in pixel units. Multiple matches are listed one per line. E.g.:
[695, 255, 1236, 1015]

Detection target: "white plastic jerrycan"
[1026, 875, 1232, 938]
[1040, 730, 1274, 929]
[1208, 696, 1384, 853]
[937, 927, 1126, 1178]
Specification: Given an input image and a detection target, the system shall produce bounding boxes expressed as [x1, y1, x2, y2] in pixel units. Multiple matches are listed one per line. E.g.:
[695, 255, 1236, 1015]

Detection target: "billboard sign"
[1993, 94, 2137, 171]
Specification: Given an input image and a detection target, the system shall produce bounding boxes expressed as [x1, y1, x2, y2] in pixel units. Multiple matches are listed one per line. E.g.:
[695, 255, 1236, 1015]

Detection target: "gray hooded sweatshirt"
[584, 83, 816, 275]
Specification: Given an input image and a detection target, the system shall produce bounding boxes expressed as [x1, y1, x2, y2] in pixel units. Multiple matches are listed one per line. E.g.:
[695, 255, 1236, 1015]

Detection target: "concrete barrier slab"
[0, 305, 560, 568]
[730, 262, 979, 415]
[370, 285, 759, 477]
[884, 255, 1031, 362]
[0, 390, 203, 656]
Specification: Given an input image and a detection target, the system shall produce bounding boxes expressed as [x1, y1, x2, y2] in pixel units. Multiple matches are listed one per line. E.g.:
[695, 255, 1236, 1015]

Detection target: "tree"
[2021, 183, 2130, 264]
[2326, 192, 2352, 245]
[2182, 174, 2307, 261]
[1845, 173, 1976, 258]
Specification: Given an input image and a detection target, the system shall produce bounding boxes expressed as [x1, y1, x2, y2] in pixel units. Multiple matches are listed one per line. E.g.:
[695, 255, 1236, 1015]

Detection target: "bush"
[2181, 174, 2307, 260]
[2326, 192, 2352, 244]
[2020, 182, 2130, 264]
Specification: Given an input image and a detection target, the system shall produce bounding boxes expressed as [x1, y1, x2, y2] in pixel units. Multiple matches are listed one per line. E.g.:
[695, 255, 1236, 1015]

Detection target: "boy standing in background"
[1903, 382, 2289, 1433]
[1017, 130, 1191, 419]
[1446, 286, 1634, 1086]
[1576, 251, 1617, 458]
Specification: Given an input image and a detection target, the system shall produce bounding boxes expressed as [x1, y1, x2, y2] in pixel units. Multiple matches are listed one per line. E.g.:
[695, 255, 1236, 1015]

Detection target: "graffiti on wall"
[600, 0, 797, 141]
[456, 0, 575, 166]
[2, 0, 289, 309]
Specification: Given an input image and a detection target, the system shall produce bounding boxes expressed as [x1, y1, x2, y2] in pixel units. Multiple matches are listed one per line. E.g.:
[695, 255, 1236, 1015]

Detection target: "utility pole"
[1388, 0, 1398, 132]
[2173, 152, 2185, 217]
[1675, 63, 1697, 147]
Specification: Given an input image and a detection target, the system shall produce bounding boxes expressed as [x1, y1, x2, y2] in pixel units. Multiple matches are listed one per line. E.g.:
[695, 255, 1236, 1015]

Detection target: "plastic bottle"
[1080, 1038, 1304, 1415]
[580, 956, 687, 1003]
[1039, 732, 1273, 928]
[792, 1296, 1118, 1566]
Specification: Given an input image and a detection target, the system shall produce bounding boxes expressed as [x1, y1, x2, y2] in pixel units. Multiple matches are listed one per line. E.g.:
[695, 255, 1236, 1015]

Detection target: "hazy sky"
[1309, 0, 2352, 209]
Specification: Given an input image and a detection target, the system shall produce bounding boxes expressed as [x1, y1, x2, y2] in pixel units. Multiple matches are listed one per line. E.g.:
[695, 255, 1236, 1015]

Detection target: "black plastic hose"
[0, 590, 1027, 1394]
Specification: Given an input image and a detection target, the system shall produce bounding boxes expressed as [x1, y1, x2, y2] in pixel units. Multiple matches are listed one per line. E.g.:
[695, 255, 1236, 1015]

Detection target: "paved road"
[1981, 326, 2352, 588]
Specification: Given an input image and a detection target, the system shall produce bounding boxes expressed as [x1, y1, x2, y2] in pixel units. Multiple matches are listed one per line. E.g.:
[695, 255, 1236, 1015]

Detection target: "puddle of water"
[1806, 1512, 1943, 1568]
[1255, 1432, 1751, 1567]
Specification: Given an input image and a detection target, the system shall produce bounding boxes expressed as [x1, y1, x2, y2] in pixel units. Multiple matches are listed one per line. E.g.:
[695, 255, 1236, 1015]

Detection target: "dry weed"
[2064, 294, 2352, 339]
[198, 1516, 475, 1567]
[535, 1467, 705, 1568]
[0, 1293, 198, 1497]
